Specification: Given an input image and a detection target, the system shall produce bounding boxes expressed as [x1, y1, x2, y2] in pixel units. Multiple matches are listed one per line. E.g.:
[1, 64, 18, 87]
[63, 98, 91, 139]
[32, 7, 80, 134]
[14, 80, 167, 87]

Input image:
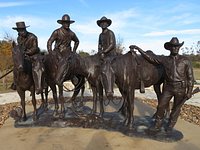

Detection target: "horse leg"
[70, 78, 85, 107]
[40, 86, 49, 111]
[98, 82, 104, 117]
[118, 88, 127, 116]
[126, 88, 135, 129]
[58, 85, 65, 118]
[50, 84, 59, 115]
[152, 84, 162, 119]
[17, 88, 27, 121]
[91, 86, 97, 114]
[30, 87, 38, 121]
[44, 86, 49, 111]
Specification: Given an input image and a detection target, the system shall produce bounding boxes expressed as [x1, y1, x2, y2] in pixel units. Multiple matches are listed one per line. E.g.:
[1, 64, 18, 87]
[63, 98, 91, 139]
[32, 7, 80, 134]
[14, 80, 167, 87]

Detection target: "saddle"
[130, 50, 145, 93]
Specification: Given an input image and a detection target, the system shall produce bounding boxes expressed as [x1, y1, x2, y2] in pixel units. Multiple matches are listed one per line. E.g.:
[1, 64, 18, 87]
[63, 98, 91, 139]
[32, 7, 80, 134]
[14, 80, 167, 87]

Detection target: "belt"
[166, 80, 186, 87]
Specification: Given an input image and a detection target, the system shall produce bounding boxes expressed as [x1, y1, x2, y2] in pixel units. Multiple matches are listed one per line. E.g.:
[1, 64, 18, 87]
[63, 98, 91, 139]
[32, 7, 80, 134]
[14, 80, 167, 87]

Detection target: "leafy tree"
[78, 50, 90, 57]
[0, 34, 14, 88]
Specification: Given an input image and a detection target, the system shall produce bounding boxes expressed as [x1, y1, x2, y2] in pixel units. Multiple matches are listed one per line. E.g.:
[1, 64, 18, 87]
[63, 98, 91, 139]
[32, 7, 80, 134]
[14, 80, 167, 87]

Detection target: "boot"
[10, 83, 16, 90]
[149, 118, 163, 133]
[140, 81, 145, 93]
[165, 120, 176, 133]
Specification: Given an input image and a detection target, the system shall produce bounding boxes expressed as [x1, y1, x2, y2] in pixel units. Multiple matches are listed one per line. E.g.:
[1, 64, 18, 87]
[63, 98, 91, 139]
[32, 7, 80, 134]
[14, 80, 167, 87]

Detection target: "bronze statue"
[11, 21, 40, 90]
[11, 41, 45, 121]
[100, 50, 167, 128]
[97, 16, 116, 59]
[47, 14, 79, 59]
[42, 51, 85, 117]
[131, 37, 194, 132]
[56, 53, 104, 116]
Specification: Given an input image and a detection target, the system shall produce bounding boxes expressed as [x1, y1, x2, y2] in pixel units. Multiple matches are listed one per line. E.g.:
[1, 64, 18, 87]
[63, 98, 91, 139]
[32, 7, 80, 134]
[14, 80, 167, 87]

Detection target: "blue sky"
[0, 0, 200, 55]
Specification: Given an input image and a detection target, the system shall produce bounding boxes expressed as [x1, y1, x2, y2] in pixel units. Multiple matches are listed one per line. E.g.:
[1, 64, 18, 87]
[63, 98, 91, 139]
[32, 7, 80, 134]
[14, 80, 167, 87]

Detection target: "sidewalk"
[1, 85, 200, 106]
[0, 99, 200, 150]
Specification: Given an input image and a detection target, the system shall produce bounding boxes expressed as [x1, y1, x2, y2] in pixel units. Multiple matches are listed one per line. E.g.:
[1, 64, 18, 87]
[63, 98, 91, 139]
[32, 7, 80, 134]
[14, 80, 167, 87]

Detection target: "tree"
[78, 50, 90, 57]
[116, 35, 125, 55]
[0, 34, 14, 88]
[181, 41, 200, 55]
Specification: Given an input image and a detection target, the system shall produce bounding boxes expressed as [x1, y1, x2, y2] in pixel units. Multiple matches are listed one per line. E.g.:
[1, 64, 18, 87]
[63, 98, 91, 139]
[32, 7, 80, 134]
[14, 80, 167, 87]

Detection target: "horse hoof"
[59, 113, 65, 119]
[53, 110, 59, 117]
[22, 117, 27, 122]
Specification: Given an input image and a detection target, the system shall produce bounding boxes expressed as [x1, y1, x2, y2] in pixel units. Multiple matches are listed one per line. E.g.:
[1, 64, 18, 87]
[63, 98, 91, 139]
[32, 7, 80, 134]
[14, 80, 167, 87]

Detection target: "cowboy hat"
[164, 37, 184, 50]
[12, 22, 30, 30]
[97, 16, 112, 27]
[57, 14, 75, 24]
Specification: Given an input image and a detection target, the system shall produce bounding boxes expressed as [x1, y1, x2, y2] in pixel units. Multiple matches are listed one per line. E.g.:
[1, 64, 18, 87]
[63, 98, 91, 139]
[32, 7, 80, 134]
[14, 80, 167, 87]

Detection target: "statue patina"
[97, 16, 117, 59]
[131, 37, 195, 133]
[46, 14, 84, 116]
[11, 21, 41, 91]
[47, 14, 79, 59]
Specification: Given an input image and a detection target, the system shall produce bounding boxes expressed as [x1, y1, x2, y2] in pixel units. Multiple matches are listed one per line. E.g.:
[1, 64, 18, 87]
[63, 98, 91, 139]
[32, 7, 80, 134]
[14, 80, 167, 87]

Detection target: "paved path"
[1, 85, 200, 106]
[0, 99, 200, 150]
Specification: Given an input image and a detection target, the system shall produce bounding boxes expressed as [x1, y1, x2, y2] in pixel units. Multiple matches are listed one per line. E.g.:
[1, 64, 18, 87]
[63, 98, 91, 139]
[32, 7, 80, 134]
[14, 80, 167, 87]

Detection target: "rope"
[63, 77, 85, 92]
[0, 68, 13, 79]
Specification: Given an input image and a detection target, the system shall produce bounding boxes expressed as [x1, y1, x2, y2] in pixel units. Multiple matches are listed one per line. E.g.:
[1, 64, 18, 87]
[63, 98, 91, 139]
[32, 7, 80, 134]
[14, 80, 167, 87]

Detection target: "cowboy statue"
[11, 21, 40, 90]
[130, 37, 194, 133]
[97, 16, 117, 60]
[47, 14, 79, 60]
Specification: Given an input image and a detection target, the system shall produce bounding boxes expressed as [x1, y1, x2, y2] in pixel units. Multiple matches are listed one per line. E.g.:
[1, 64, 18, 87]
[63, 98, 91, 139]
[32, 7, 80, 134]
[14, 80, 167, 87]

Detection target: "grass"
[193, 68, 200, 80]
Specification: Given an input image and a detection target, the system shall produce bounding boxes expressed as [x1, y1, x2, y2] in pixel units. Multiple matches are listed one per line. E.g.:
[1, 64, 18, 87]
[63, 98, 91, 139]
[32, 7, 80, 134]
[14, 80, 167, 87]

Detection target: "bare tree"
[116, 35, 125, 55]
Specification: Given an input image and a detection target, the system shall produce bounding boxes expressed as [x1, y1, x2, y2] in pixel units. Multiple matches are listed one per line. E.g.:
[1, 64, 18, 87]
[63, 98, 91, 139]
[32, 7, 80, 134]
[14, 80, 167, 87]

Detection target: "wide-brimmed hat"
[12, 22, 30, 30]
[97, 16, 112, 27]
[57, 14, 75, 24]
[164, 37, 184, 50]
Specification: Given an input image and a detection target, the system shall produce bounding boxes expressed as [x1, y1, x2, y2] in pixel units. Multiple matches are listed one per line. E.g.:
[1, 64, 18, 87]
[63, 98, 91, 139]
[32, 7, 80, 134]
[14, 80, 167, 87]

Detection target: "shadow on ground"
[10, 98, 183, 143]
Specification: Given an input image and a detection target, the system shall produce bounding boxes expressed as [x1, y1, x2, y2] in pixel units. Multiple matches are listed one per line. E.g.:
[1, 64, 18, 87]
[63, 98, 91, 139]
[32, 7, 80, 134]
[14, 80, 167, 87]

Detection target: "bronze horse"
[56, 53, 104, 116]
[42, 51, 85, 116]
[12, 42, 45, 121]
[100, 51, 165, 128]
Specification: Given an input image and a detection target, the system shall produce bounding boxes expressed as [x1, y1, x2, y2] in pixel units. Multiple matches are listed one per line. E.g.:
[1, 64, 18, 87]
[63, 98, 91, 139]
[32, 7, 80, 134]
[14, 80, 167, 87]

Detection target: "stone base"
[12, 104, 183, 142]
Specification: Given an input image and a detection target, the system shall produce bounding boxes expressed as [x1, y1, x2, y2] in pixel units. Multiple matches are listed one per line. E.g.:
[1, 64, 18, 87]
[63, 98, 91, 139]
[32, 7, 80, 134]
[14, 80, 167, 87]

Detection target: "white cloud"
[104, 9, 138, 30]
[0, 1, 32, 7]
[143, 29, 200, 37]
[74, 20, 99, 35]
[0, 15, 57, 30]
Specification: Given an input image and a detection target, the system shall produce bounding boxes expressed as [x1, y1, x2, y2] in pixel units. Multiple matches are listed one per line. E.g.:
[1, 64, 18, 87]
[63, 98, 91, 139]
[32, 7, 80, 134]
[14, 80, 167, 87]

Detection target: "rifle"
[172, 87, 200, 117]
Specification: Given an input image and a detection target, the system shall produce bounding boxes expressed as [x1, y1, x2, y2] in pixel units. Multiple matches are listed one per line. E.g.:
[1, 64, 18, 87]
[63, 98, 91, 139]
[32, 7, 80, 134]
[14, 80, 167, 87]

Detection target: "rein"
[0, 68, 13, 79]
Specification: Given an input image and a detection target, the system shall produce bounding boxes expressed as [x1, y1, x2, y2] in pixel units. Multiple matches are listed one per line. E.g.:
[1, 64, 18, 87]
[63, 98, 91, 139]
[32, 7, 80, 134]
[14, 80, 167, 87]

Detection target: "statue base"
[12, 104, 183, 142]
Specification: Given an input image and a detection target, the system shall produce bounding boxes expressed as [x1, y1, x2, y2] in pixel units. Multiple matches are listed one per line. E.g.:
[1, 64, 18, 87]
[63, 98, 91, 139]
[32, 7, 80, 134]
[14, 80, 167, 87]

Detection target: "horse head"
[31, 54, 46, 94]
[12, 41, 24, 72]
[100, 59, 115, 100]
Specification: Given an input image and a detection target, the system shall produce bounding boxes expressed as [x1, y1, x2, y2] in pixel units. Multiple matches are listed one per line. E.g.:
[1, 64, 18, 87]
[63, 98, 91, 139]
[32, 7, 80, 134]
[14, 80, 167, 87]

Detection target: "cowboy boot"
[165, 120, 176, 133]
[149, 118, 163, 133]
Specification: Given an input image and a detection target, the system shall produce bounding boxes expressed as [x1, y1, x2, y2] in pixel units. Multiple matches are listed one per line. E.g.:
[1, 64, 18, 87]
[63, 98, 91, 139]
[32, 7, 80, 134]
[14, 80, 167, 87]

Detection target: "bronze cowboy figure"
[97, 16, 117, 60]
[131, 37, 194, 133]
[11, 21, 41, 90]
[47, 14, 79, 59]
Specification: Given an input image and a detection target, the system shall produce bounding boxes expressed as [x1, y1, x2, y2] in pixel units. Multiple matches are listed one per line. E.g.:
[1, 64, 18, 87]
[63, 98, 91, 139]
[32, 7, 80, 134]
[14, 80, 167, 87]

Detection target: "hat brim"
[97, 19, 112, 27]
[12, 26, 30, 30]
[164, 41, 184, 50]
[57, 20, 75, 24]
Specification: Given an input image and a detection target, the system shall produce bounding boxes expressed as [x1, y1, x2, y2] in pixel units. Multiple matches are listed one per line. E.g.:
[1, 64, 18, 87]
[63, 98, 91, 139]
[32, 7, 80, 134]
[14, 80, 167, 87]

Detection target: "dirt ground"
[0, 98, 200, 150]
